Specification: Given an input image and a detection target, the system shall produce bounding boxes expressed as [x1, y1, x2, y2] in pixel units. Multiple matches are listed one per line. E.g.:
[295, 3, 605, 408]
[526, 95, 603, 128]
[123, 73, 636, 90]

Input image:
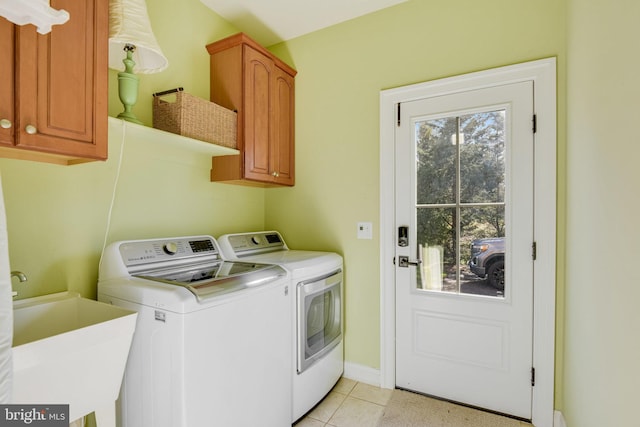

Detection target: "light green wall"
[564, 0, 640, 425]
[267, 0, 566, 408]
[0, 0, 265, 300]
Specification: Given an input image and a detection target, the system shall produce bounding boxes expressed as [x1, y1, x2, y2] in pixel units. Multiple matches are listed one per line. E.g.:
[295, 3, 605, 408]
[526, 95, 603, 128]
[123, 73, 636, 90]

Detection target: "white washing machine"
[97, 235, 291, 427]
[217, 231, 344, 422]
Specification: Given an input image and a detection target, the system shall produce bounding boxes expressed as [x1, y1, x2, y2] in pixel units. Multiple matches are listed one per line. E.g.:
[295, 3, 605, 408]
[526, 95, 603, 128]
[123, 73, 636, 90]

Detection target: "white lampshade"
[108, 0, 168, 74]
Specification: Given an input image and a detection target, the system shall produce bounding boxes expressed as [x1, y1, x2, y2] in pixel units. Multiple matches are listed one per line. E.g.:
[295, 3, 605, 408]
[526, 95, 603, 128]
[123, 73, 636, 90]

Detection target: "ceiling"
[199, 0, 409, 46]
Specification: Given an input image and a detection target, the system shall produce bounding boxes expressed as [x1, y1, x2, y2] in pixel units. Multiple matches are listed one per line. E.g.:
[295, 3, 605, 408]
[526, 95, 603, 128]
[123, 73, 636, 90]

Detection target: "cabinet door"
[0, 18, 14, 146]
[243, 45, 273, 182]
[270, 66, 295, 186]
[15, 0, 107, 161]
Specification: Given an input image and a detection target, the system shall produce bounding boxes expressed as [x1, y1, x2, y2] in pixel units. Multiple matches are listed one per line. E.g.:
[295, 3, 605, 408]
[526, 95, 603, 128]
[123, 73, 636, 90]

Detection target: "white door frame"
[379, 58, 557, 427]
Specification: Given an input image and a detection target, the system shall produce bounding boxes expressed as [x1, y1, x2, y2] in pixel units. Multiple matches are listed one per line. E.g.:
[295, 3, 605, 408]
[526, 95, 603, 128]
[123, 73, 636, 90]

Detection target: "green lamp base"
[117, 45, 143, 125]
[116, 111, 143, 125]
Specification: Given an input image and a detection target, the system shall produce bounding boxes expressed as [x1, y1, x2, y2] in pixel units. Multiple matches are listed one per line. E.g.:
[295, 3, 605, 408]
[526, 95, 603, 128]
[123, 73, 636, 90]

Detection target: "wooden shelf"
[108, 117, 240, 157]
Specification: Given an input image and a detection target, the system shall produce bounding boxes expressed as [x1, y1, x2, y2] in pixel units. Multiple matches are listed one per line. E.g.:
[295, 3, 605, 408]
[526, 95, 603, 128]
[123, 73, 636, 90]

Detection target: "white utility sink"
[12, 292, 137, 426]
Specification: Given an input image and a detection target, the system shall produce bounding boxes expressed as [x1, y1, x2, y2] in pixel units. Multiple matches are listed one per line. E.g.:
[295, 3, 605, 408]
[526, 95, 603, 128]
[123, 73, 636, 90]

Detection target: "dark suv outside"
[469, 237, 505, 290]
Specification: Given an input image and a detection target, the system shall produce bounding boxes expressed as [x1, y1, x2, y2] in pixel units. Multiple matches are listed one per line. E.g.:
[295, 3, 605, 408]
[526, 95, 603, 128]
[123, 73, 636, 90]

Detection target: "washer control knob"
[163, 242, 178, 255]
[251, 236, 261, 245]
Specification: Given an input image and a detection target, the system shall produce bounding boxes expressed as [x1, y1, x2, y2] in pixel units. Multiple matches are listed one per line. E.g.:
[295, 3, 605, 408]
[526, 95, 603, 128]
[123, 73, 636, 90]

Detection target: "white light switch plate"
[357, 222, 373, 239]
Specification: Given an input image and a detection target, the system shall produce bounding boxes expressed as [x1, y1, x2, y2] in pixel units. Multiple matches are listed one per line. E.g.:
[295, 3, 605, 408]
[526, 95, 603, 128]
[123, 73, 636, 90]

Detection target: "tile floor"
[294, 378, 533, 427]
[294, 378, 392, 427]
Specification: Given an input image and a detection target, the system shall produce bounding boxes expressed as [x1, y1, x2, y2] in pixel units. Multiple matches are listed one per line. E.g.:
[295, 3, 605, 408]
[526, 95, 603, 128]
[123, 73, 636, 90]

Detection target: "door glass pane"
[414, 109, 506, 298]
[461, 206, 505, 297]
[460, 111, 505, 204]
[416, 117, 457, 205]
[416, 207, 455, 292]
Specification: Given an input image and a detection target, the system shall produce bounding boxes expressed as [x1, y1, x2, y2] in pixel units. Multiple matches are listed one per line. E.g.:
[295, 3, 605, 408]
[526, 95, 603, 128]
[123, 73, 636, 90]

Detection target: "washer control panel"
[119, 236, 219, 267]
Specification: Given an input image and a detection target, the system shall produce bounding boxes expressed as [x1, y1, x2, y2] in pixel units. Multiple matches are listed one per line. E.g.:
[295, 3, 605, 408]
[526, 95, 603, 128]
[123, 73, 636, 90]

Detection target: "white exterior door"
[395, 81, 534, 419]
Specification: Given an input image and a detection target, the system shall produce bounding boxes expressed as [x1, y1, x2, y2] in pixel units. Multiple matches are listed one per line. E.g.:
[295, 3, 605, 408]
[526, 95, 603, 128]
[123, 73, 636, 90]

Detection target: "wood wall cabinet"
[0, 0, 108, 165]
[206, 33, 296, 187]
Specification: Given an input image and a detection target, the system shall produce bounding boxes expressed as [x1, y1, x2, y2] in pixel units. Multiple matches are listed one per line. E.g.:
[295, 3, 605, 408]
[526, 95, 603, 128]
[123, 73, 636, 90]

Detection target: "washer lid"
[135, 261, 286, 301]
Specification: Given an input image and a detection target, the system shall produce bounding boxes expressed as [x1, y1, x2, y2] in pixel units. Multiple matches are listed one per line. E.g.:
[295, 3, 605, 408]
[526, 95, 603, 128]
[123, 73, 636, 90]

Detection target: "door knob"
[398, 255, 422, 268]
[25, 124, 37, 135]
[0, 119, 11, 129]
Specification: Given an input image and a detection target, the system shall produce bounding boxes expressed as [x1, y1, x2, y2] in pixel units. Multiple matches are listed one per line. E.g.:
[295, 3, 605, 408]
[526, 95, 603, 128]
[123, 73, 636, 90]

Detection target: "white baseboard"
[342, 361, 382, 387]
[554, 410, 566, 427]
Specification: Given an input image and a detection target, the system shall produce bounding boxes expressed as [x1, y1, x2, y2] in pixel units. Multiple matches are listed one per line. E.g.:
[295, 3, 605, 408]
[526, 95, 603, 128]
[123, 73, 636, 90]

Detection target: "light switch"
[357, 222, 373, 239]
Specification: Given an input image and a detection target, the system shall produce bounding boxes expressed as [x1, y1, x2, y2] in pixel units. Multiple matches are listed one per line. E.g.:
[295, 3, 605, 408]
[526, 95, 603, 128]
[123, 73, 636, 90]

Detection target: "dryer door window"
[297, 270, 342, 373]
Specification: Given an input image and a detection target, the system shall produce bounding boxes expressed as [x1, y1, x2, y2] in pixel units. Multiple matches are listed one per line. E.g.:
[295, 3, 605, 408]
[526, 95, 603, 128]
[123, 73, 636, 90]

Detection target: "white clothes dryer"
[98, 235, 291, 427]
[217, 231, 344, 422]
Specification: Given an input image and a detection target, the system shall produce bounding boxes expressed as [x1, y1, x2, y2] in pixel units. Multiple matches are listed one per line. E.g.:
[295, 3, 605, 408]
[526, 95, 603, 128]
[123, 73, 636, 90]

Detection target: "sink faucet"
[10, 271, 27, 297]
[11, 271, 27, 282]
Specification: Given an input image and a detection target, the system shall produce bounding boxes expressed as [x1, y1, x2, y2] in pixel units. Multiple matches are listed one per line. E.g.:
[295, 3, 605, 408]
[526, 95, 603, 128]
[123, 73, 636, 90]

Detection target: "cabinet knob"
[0, 119, 11, 129]
[272, 171, 280, 177]
[25, 124, 37, 135]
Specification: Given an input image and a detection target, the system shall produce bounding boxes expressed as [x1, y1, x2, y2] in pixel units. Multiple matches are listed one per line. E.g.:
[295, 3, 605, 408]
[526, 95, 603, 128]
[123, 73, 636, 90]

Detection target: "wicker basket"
[152, 90, 237, 148]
